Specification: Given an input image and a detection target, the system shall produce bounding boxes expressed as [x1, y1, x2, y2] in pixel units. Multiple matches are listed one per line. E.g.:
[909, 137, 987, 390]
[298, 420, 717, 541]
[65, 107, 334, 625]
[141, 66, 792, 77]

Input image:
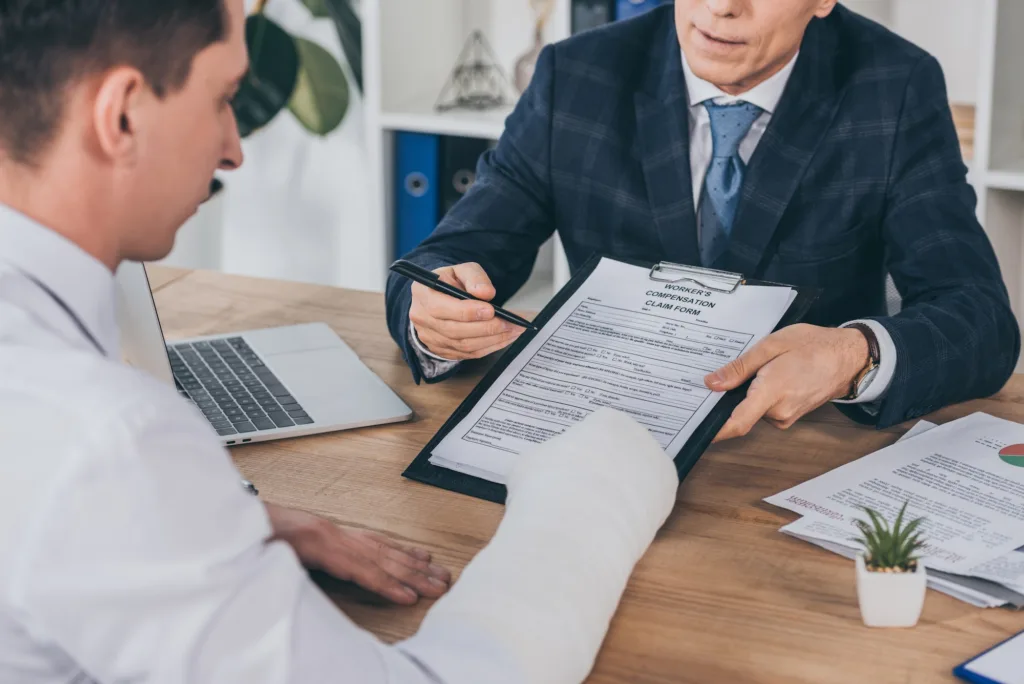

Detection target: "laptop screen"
[113, 261, 175, 387]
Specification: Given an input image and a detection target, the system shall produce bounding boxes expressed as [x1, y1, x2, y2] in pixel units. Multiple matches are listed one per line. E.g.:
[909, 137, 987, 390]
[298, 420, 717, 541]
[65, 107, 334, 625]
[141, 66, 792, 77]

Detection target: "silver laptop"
[114, 262, 413, 446]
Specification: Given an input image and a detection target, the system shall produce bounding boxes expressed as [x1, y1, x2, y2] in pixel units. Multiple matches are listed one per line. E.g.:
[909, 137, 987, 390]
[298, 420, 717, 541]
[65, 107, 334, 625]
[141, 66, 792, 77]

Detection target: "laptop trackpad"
[261, 347, 406, 424]
[266, 347, 359, 402]
[247, 323, 341, 356]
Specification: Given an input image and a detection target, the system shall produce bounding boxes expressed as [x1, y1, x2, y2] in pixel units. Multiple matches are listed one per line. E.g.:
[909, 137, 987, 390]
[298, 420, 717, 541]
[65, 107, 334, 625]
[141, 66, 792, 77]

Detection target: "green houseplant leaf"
[232, 14, 300, 137]
[288, 38, 350, 136]
[301, 0, 363, 92]
[301, 0, 330, 16]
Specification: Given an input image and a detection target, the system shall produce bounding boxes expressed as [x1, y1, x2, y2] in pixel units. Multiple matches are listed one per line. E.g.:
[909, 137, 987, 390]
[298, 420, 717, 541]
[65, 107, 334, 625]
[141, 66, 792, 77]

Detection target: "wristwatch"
[843, 323, 880, 400]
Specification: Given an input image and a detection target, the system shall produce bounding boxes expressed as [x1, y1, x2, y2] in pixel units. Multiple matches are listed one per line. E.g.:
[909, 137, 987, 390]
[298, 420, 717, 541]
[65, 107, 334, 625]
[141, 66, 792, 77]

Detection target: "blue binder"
[394, 132, 440, 260]
[615, 0, 665, 20]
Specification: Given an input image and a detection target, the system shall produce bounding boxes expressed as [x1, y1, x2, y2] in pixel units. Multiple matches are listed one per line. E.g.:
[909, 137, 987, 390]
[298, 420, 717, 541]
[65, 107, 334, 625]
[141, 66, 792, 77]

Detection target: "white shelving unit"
[366, 0, 1024, 354]
[363, 0, 572, 312]
[858, 0, 1024, 370]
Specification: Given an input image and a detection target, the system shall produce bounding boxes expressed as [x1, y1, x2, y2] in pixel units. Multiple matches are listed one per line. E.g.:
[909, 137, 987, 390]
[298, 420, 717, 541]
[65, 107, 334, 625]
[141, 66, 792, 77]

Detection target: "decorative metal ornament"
[435, 31, 518, 112]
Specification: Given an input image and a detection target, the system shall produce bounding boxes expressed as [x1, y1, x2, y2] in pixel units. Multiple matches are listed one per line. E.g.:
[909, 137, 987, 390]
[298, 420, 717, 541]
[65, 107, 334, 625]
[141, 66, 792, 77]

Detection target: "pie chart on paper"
[999, 444, 1024, 468]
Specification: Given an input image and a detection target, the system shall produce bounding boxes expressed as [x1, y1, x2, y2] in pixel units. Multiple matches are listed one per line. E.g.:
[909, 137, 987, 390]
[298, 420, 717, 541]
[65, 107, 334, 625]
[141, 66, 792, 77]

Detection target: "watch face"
[856, 365, 880, 397]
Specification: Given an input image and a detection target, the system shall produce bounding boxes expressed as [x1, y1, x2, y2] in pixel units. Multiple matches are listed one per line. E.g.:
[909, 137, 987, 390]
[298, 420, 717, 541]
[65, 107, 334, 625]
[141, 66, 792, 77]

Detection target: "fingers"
[339, 556, 421, 605]
[713, 377, 779, 443]
[372, 544, 451, 600]
[448, 262, 496, 301]
[313, 526, 452, 605]
[427, 314, 521, 341]
[268, 506, 452, 605]
[705, 331, 790, 391]
[361, 531, 453, 585]
[415, 326, 523, 360]
[412, 281, 494, 324]
[707, 324, 854, 441]
[472, 336, 525, 359]
[350, 532, 450, 601]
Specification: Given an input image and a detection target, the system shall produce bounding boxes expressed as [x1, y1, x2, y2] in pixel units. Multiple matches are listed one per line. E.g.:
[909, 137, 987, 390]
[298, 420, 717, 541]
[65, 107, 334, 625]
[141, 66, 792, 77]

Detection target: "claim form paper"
[428, 258, 796, 483]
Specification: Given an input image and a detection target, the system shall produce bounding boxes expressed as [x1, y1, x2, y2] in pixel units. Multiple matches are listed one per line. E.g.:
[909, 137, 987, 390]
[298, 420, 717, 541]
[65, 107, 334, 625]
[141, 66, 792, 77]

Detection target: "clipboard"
[402, 254, 820, 504]
[953, 628, 1024, 684]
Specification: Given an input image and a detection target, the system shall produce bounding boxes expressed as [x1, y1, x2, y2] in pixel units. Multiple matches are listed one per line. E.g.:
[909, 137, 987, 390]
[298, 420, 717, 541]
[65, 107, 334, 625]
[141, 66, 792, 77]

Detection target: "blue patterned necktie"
[698, 101, 763, 268]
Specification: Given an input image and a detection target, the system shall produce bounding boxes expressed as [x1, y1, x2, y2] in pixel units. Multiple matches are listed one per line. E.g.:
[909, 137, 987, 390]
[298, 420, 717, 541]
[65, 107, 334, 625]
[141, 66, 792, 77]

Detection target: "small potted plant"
[853, 502, 928, 628]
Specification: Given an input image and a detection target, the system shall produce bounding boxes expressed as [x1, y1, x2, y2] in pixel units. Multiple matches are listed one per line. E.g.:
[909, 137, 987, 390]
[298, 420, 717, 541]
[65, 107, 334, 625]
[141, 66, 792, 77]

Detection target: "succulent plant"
[853, 501, 927, 573]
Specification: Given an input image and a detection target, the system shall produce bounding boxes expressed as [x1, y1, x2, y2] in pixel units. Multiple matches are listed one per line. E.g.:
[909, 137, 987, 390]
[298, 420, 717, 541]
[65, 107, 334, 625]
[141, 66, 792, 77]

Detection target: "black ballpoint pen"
[390, 259, 539, 331]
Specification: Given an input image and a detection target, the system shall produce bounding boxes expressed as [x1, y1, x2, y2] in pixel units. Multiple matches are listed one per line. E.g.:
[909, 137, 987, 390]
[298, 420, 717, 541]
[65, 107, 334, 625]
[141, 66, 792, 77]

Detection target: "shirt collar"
[681, 49, 798, 114]
[0, 203, 120, 357]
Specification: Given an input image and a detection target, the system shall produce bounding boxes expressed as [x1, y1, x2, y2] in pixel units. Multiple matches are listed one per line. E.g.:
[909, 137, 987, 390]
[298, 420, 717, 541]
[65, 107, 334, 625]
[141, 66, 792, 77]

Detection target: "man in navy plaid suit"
[386, 0, 1020, 436]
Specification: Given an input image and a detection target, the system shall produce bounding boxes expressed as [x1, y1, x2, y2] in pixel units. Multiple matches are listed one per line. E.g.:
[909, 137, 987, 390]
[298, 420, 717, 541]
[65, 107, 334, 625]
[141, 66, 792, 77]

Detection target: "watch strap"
[847, 322, 880, 365]
[843, 323, 881, 400]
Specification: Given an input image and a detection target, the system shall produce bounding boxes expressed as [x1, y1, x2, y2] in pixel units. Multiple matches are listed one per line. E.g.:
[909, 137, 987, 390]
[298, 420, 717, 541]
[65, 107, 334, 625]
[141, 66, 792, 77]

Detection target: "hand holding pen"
[392, 260, 537, 361]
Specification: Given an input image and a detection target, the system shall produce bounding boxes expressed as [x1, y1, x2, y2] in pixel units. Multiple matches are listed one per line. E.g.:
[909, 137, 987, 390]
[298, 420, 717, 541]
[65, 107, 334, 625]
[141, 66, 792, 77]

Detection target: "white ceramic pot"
[856, 554, 927, 628]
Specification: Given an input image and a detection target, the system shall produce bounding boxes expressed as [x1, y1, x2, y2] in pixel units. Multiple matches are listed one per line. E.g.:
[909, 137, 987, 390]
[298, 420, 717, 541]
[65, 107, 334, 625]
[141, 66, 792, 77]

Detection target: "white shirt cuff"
[408, 320, 460, 379]
[833, 319, 896, 406]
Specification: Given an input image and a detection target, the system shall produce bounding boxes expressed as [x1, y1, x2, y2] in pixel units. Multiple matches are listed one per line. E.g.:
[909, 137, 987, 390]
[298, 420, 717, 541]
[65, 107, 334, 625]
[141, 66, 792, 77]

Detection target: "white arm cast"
[400, 408, 679, 684]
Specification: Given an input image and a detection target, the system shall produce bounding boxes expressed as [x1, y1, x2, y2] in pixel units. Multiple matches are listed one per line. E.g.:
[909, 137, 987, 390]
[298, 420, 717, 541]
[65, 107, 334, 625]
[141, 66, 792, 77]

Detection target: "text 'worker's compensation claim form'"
[429, 258, 797, 483]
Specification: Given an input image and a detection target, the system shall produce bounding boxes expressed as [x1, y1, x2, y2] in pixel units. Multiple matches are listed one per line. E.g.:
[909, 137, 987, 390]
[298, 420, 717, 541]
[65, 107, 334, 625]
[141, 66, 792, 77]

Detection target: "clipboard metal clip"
[648, 262, 746, 294]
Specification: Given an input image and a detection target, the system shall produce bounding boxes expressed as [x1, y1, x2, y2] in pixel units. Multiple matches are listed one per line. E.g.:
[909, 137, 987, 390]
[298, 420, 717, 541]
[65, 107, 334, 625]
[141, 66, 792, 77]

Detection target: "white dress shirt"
[683, 49, 795, 209]
[0, 205, 676, 683]
[412, 52, 895, 405]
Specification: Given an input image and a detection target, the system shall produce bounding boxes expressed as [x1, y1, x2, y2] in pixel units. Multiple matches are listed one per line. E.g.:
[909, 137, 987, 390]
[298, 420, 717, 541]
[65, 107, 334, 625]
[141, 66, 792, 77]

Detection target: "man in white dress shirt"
[0, 0, 679, 682]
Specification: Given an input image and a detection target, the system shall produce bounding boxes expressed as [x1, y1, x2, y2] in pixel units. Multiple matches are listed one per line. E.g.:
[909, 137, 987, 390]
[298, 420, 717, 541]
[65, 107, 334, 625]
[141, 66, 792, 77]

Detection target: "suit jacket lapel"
[634, 17, 701, 267]
[723, 16, 844, 278]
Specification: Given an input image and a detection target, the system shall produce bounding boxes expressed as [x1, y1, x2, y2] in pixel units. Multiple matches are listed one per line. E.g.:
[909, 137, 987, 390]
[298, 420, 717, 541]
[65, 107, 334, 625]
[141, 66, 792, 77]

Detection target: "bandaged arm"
[399, 407, 679, 683]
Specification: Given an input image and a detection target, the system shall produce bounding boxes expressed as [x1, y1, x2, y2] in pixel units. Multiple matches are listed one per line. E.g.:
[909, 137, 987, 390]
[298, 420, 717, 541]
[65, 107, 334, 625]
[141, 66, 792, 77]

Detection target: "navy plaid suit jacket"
[386, 4, 1020, 429]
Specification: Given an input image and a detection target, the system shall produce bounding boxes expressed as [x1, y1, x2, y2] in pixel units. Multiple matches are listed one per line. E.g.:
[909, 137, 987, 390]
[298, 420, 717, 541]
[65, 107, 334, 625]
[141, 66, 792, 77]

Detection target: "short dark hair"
[0, 0, 227, 166]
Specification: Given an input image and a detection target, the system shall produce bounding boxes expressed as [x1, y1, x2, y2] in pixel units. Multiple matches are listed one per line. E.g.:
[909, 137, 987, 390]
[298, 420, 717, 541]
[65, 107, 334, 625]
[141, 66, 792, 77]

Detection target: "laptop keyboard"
[169, 337, 314, 437]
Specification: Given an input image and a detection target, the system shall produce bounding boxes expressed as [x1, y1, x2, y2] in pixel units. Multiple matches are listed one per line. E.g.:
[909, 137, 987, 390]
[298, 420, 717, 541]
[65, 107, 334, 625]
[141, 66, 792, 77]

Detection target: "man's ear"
[92, 67, 148, 163]
[814, 0, 839, 19]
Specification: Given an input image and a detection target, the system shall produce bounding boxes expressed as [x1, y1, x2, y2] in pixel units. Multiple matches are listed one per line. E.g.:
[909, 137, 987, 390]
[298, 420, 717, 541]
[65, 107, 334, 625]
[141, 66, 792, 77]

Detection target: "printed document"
[765, 412, 1024, 574]
[428, 258, 796, 483]
[775, 420, 1024, 608]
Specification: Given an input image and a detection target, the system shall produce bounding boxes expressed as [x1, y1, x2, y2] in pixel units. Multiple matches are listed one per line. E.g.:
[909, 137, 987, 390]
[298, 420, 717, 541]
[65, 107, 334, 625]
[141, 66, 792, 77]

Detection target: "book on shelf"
[950, 102, 975, 162]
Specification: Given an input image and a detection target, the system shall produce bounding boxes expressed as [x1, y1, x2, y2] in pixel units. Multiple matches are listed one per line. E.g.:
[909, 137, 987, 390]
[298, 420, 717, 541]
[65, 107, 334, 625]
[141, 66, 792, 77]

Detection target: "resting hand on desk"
[707, 323, 870, 441]
[265, 503, 452, 605]
[409, 262, 524, 360]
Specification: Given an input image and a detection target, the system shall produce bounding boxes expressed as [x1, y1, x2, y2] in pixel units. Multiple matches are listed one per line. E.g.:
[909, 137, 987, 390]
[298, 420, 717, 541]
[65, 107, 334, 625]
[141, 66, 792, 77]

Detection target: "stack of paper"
[766, 413, 1024, 608]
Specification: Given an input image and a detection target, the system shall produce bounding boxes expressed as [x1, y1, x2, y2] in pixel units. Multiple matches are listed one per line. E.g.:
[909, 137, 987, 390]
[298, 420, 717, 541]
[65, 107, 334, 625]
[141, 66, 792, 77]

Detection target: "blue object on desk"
[395, 131, 440, 260]
[954, 628, 1024, 684]
[615, 0, 666, 21]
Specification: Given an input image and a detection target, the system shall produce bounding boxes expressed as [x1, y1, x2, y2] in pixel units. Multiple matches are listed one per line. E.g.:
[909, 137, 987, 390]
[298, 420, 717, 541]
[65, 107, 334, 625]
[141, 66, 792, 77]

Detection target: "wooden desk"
[149, 266, 1024, 684]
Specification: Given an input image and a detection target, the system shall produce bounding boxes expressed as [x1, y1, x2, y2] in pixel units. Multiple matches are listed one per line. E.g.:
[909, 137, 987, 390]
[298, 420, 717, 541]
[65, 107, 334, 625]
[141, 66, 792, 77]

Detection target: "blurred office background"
[159, 0, 1024, 368]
